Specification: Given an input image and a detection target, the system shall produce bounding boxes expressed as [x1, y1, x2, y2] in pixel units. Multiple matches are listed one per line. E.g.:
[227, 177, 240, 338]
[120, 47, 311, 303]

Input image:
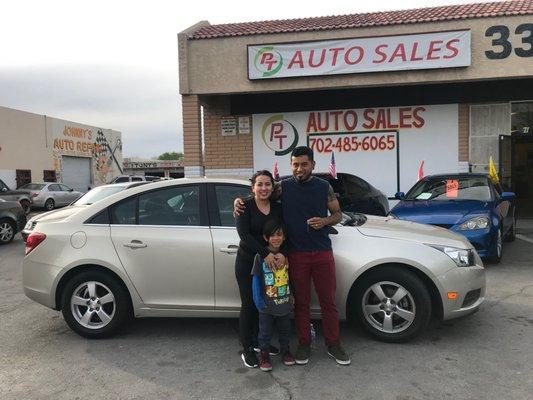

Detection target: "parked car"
[109, 175, 161, 184]
[21, 181, 149, 241]
[281, 173, 389, 216]
[390, 173, 515, 263]
[0, 178, 32, 214]
[0, 199, 26, 244]
[18, 183, 83, 211]
[23, 178, 485, 342]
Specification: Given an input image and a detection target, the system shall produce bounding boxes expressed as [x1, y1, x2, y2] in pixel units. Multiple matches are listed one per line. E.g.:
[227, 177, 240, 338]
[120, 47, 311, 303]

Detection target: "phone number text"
[309, 134, 396, 153]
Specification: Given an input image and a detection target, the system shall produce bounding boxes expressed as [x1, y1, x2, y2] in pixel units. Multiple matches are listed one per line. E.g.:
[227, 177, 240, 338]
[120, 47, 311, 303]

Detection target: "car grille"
[431, 223, 453, 229]
[462, 289, 481, 308]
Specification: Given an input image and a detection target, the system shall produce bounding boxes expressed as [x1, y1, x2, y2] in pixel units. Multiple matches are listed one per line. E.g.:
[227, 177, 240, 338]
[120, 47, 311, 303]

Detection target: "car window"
[139, 186, 200, 226]
[132, 177, 143, 182]
[74, 186, 127, 205]
[405, 177, 492, 202]
[215, 185, 251, 227]
[110, 197, 137, 224]
[59, 184, 71, 191]
[114, 177, 129, 183]
[48, 184, 61, 192]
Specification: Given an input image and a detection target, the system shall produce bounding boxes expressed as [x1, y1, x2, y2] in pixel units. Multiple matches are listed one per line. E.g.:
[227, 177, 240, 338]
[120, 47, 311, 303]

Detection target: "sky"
[0, 0, 496, 159]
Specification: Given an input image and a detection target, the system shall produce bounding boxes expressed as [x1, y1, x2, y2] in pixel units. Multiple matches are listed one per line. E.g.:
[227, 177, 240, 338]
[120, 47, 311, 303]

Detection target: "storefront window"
[511, 102, 533, 135]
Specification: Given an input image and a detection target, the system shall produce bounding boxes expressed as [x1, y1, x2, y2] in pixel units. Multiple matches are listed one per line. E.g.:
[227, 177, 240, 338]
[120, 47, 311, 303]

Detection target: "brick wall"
[458, 103, 469, 162]
[203, 96, 253, 170]
[182, 95, 203, 168]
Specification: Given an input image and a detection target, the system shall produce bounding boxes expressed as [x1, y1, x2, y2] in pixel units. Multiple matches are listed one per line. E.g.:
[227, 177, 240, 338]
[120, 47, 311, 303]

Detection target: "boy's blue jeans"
[258, 312, 291, 351]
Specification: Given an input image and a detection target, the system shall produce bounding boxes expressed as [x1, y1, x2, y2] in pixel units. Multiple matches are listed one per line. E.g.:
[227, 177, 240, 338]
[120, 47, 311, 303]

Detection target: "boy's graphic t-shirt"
[252, 254, 292, 316]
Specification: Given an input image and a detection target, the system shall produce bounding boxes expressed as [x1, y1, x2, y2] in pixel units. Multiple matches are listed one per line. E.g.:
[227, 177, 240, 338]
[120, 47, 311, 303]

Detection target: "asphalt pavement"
[0, 232, 532, 400]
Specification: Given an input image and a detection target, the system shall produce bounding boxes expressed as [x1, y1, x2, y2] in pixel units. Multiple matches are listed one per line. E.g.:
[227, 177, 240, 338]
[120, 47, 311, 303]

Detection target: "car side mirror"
[395, 192, 405, 200]
[501, 192, 515, 201]
[68, 188, 73, 192]
[1, 187, 7, 192]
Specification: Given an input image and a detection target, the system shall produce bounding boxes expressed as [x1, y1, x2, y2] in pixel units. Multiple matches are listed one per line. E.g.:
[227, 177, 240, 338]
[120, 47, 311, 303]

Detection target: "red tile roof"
[190, 1, 533, 39]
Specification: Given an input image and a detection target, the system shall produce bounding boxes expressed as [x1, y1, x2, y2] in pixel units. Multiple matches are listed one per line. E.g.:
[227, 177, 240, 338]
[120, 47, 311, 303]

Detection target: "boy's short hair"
[291, 146, 314, 161]
[263, 218, 286, 238]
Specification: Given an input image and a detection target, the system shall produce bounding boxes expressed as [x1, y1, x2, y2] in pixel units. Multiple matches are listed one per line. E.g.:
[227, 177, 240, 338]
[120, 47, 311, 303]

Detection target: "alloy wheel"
[70, 281, 116, 329]
[0, 222, 14, 243]
[362, 281, 416, 334]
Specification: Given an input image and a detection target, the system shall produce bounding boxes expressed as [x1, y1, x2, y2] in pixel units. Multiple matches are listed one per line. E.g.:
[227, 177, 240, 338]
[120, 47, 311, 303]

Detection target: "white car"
[19, 183, 83, 211]
[22, 178, 486, 341]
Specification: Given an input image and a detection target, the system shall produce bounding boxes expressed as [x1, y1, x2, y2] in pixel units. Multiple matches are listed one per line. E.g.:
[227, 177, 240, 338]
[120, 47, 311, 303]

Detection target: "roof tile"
[190, 1, 533, 39]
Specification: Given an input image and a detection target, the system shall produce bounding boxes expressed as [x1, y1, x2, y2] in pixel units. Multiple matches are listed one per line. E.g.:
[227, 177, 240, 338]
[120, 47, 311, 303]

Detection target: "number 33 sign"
[485, 24, 533, 59]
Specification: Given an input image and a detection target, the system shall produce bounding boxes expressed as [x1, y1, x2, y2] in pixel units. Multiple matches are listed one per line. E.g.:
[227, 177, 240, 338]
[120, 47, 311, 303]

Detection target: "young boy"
[252, 219, 295, 371]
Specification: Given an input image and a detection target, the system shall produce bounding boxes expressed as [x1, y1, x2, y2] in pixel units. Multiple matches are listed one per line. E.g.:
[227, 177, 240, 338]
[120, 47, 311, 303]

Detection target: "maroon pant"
[289, 250, 340, 346]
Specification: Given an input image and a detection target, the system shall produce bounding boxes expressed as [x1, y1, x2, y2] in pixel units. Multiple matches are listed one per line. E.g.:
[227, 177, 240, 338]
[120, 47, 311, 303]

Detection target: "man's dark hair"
[263, 218, 286, 238]
[291, 146, 314, 161]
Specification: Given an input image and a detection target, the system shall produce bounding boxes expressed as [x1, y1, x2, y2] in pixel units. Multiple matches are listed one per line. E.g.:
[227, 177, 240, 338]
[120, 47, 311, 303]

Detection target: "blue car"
[390, 173, 516, 263]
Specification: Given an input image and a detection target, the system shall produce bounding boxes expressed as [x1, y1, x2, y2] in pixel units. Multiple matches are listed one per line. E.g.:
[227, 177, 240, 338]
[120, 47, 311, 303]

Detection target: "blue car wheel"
[488, 227, 503, 264]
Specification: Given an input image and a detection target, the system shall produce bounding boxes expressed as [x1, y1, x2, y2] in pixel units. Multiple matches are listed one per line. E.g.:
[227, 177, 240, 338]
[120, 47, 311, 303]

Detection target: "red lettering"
[399, 107, 412, 128]
[288, 51, 304, 69]
[362, 109, 375, 129]
[329, 47, 344, 66]
[386, 109, 399, 129]
[409, 42, 424, 61]
[389, 43, 407, 63]
[427, 40, 443, 60]
[412, 107, 426, 128]
[330, 111, 343, 131]
[343, 110, 358, 131]
[444, 39, 459, 59]
[344, 46, 364, 65]
[306, 113, 318, 133]
[316, 113, 329, 132]
[373, 45, 387, 64]
[309, 49, 326, 68]
[260, 53, 277, 71]
[375, 109, 387, 129]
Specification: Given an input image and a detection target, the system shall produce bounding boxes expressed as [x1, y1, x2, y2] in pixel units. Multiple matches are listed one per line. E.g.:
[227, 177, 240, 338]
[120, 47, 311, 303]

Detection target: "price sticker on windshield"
[445, 179, 459, 198]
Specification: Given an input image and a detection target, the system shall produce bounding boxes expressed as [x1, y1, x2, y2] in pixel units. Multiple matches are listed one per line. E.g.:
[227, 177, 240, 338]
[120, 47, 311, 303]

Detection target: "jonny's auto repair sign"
[253, 105, 458, 197]
[248, 30, 471, 80]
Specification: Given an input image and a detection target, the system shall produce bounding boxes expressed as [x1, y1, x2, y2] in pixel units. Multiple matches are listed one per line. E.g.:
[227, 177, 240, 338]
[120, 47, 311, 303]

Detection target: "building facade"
[123, 158, 184, 178]
[179, 1, 533, 216]
[0, 106, 123, 192]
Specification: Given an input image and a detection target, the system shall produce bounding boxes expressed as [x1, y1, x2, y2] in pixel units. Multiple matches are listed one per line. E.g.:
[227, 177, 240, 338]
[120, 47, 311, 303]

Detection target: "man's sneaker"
[281, 348, 296, 366]
[259, 351, 272, 372]
[294, 344, 310, 365]
[327, 344, 351, 365]
[253, 345, 280, 356]
[241, 348, 258, 368]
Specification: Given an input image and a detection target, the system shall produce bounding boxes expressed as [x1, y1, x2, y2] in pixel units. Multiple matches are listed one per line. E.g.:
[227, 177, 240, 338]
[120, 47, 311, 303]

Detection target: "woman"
[235, 170, 285, 368]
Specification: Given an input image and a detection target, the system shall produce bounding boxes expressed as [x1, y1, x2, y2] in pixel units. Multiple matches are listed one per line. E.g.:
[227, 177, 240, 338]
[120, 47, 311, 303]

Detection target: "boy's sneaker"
[294, 344, 310, 365]
[253, 345, 280, 356]
[281, 349, 296, 366]
[327, 344, 351, 365]
[259, 351, 272, 372]
[241, 348, 259, 368]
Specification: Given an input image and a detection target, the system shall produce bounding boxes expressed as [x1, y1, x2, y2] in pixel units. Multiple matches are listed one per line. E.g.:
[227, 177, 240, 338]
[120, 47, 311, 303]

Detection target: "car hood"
[391, 200, 492, 225]
[357, 215, 472, 248]
[30, 205, 87, 223]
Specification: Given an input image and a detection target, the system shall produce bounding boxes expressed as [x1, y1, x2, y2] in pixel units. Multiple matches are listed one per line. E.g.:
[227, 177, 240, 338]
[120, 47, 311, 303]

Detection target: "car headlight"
[458, 216, 490, 230]
[428, 245, 475, 267]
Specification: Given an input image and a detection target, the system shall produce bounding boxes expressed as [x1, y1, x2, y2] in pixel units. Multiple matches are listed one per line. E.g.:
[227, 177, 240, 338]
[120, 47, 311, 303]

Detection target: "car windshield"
[20, 183, 46, 190]
[73, 186, 126, 205]
[404, 177, 492, 202]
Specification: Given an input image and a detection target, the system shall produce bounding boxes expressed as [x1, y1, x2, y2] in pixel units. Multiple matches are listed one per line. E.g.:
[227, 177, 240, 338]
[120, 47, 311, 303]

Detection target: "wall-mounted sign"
[238, 116, 251, 134]
[248, 30, 471, 80]
[221, 117, 237, 136]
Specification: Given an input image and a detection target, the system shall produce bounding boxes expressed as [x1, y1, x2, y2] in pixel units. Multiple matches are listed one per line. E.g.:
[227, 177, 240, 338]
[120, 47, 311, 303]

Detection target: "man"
[235, 146, 350, 365]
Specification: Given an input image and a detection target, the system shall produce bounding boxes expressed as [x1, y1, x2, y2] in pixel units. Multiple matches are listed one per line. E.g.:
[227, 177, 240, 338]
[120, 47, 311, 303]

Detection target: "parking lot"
[1, 226, 532, 400]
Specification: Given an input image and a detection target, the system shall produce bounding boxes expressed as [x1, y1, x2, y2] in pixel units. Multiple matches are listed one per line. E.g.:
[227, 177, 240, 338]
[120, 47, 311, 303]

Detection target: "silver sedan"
[22, 178, 485, 341]
[19, 183, 83, 211]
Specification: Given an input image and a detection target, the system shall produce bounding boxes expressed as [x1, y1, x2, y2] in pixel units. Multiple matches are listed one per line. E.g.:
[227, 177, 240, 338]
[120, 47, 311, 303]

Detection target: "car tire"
[19, 199, 31, 215]
[44, 198, 55, 211]
[61, 270, 131, 339]
[0, 218, 16, 244]
[352, 266, 431, 343]
[488, 227, 503, 264]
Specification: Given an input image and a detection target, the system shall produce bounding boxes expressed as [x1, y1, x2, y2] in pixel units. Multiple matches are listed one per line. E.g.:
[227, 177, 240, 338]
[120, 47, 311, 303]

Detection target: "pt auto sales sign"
[248, 30, 471, 80]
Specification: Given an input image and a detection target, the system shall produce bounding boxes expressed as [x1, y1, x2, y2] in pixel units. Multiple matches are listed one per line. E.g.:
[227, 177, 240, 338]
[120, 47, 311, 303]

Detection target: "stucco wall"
[180, 15, 532, 95]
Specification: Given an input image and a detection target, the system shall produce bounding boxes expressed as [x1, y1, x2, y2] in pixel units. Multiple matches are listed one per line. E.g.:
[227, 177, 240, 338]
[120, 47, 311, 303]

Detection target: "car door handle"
[123, 240, 147, 249]
[219, 245, 238, 254]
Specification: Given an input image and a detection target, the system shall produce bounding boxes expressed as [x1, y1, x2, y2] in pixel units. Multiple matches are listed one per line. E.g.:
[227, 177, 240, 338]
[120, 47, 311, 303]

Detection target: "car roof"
[423, 173, 489, 180]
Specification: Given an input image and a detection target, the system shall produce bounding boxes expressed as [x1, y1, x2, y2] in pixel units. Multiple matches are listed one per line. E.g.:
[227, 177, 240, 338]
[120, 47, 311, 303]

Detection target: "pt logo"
[261, 115, 299, 156]
[254, 46, 283, 78]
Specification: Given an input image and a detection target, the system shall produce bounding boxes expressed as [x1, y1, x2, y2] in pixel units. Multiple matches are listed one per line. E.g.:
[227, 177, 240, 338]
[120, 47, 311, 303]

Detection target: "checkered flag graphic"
[93, 130, 109, 159]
